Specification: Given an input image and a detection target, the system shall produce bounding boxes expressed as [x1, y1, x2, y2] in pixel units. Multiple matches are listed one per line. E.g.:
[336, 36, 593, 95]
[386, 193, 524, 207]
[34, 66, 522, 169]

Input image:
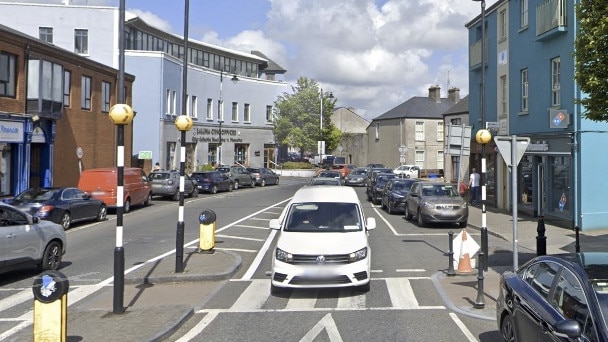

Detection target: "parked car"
[8, 187, 107, 230]
[78, 167, 152, 213]
[317, 170, 342, 179]
[404, 181, 468, 227]
[149, 170, 198, 200]
[365, 167, 393, 186]
[497, 253, 608, 342]
[368, 173, 399, 204]
[247, 167, 279, 186]
[330, 164, 355, 178]
[309, 177, 343, 186]
[344, 167, 368, 187]
[381, 178, 418, 214]
[393, 165, 421, 178]
[269, 186, 376, 294]
[190, 171, 233, 194]
[0, 203, 66, 274]
[216, 166, 255, 189]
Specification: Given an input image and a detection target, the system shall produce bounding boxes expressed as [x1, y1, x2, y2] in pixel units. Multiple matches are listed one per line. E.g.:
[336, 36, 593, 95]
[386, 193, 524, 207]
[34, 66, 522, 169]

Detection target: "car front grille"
[292, 254, 351, 264]
[290, 275, 352, 285]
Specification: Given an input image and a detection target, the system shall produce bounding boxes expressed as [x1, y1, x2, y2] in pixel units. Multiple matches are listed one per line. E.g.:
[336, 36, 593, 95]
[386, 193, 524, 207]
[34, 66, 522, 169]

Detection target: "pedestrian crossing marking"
[230, 278, 269, 311]
[386, 277, 419, 309]
[300, 313, 344, 342]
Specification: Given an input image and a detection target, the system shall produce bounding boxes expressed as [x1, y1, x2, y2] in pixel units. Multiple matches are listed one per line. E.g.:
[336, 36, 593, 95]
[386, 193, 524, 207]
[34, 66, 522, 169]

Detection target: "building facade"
[0, 24, 133, 195]
[330, 107, 370, 167]
[467, 0, 607, 231]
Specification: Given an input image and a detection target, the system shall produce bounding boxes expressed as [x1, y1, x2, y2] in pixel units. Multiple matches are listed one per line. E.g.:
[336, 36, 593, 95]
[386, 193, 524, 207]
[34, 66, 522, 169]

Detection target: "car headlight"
[275, 248, 293, 263]
[461, 202, 468, 208]
[391, 193, 404, 198]
[348, 247, 368, 262]
[422, 201, 436, 209]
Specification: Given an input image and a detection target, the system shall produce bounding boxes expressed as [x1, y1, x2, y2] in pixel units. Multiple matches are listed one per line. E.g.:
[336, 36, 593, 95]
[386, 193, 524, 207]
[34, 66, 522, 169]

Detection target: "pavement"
[8, 202, 608, 341]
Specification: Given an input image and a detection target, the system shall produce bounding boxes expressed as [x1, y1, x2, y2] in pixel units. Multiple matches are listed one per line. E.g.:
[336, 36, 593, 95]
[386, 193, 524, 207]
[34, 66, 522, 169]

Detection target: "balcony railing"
[536, 0, 566, 36]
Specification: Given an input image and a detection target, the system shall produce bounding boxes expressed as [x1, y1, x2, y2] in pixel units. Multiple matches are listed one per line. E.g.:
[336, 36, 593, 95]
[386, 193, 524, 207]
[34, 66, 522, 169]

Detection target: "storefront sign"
[527, 143, 549, 152]
[190, 127, 242, 143]
[0, 121, 24, 143]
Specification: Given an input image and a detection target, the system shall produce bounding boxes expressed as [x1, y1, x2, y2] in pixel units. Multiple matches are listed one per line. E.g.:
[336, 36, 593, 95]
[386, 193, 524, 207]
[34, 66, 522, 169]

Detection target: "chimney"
[428, 85, 441, 103]
[448, 87, 460, 103]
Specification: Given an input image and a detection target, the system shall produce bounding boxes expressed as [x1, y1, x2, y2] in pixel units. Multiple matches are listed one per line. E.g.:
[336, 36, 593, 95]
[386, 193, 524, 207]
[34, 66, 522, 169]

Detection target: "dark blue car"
[381, 178, 417, 214]
[7, 187, 106, 230]
[191, 171, 233, 194]
[497, 253, 608, 342]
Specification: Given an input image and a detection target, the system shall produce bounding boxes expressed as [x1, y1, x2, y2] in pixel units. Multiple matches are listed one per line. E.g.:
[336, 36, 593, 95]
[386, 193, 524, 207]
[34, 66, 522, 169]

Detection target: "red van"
[78, 167, 152, 213]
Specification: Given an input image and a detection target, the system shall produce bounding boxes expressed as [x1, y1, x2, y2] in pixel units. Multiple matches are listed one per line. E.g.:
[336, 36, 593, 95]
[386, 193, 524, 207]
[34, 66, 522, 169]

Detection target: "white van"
[269, 186, 376, 294]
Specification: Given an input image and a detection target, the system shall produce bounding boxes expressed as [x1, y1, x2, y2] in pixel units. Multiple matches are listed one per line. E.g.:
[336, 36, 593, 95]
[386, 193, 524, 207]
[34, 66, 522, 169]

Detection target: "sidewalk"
[8, 206, 608, 341]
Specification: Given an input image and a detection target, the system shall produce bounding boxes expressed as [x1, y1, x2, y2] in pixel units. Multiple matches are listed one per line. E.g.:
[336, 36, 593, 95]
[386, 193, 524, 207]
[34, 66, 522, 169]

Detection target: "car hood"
[421, 196, 465, 204]
[277, 231, 368, 254]
[391, 190, 409, 196]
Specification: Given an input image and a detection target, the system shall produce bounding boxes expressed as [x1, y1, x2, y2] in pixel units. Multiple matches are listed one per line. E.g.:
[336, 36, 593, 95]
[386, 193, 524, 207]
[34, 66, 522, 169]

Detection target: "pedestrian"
[469, 168, 480, 206]
[152, 162, 161, 171]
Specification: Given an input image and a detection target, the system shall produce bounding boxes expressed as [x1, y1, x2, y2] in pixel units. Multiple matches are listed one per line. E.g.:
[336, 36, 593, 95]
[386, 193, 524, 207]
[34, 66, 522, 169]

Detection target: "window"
[521, 69, 529, 112]
[191, 95, 198, 119]
[520, 0, 528, 28]
[81, 75, 91, 110]
[101, 81, 111, 113]
[26, 59, 63, 115]
[551, 57, 561, 106]
[437, 151, 444, 170]
[39, 27, 53, 44]
[450, 118, 462, 125]
[244, 103, 251, 122]
[436, 122, 444, 141]
[415, 151, 425, 168]
[218, 99, 224, 121]
[185, 94, 190, 116]
[0, 52, 16, 97]
[74, 29, 88, 54]
[375, 123, 379, 140]
[523, 261, 560, 300]
[206, 98, 213, 119]
[500, 75, 507, 115]
[266, 105, 272, 122]
[499, 10, 507, 40]
[166, 89, 171, 114]
[172, 91, 177, 115]
[231, 102, 238, 121]
[63, 70, 71, 106]
[415, 122, 424, 141]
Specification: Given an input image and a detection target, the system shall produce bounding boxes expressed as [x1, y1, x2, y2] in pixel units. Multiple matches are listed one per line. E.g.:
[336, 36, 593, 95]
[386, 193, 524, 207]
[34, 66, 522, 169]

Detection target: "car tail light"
[38, 205, 54, 214]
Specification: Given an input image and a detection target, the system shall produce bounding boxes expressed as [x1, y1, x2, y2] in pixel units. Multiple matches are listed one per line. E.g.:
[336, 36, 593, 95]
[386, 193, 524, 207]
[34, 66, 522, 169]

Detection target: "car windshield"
[285, 202, 361, 232]
[216, 167, 230, 173]
[393, 181, 414, 191]
[310, 178, 341, 186]
[150, 173, 170, 180]
[352, 169, 366, 175]
[421, 184, 458, 197]
[15, 188, 55, 201]
[192, 172, 212, 178]
[376, 175, 396, 186]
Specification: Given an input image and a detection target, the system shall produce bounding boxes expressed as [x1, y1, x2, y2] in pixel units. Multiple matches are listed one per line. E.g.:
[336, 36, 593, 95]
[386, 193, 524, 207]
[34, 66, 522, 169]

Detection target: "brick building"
[0, 23, 134, 195]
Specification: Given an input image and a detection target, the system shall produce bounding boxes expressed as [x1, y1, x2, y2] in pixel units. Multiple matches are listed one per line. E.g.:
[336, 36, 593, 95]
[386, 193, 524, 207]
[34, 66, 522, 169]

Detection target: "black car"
[381, 178, 417, 214]
[497, 253, 608, 342]
[247, 167, 279, 186]
[191, 171, 233, 194]
[8, 187, 107, 230]
[366, 171, 396, 204]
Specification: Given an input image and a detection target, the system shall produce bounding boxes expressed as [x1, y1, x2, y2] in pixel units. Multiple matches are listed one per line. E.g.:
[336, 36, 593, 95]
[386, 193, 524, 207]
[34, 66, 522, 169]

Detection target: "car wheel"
[60, 212, 71, 230]
[387, 201, 394, 214]
[459, 221, 467, 228]
[39, 241, 62, 271]
[417, 209, 425, 227]
[124, 199, 131, 213]
[261, 179, 266, 187]
[275, 178, 279, 185]
[500, 314, 515, 342]
[250, 180, 256, 188]
[97, 205, 107, 221]
[229, 183, 234, 192]
[172, 191, 180, 201]
[144, 193, 152, 207]
[404, 206, 413, 220]
[357, 281, 370, 293]
[234, 180, 239, 190]
[191, 187, 199, 198]
[211, 185, 218, 194]
[381, 199, 386, 210]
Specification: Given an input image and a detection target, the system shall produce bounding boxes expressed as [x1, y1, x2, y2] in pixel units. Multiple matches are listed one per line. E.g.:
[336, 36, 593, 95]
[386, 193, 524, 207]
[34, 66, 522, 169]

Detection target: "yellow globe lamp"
[175, 115, 194, 132]
[108, 104, 135, 125]
[475, 129, 492, 145]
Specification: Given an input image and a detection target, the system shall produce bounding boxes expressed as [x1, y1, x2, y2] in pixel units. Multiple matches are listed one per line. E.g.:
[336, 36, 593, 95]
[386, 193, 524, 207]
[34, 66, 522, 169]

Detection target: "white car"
[393, 165, 420, 178]
[269, 186, 376, 294]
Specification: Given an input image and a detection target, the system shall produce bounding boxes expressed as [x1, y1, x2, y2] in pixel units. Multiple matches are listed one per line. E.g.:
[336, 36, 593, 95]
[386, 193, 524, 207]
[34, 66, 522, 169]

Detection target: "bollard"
[473, 251, 485, 309]
[447, 231, 455, 276]
[575, 226, 580, 253]
[33, 270, 69, 341]
[198, 209, 217, 254]
[536, 215, 546, 256]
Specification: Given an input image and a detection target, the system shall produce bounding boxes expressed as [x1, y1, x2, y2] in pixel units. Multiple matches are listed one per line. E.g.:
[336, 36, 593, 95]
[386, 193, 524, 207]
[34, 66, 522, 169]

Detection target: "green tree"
[274, 77, 340, 157]
[574, 0, 608, 121]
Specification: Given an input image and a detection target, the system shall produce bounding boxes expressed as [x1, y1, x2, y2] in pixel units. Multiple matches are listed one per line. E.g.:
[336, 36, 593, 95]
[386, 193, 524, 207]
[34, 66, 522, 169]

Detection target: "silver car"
[0, 203, 66, 274]
[404, 181, 468, 227]
[149, 170, 198, 200]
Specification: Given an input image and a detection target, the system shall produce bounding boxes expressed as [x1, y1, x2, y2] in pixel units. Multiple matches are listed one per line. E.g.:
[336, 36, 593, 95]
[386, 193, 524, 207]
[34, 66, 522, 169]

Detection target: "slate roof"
[372, 96, 457, 121]
[443, 95, 469, 116]
[251, 50, 287, 74]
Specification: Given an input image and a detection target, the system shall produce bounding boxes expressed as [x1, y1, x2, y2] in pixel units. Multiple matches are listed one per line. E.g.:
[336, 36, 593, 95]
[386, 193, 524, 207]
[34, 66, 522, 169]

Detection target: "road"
[0, 177, 501, 341]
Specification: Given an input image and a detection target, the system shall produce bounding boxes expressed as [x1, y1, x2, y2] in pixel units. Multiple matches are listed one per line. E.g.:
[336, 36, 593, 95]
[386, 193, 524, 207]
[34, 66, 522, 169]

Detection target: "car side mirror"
[553, 319, 581, 339]
[32, 216, 39, 224]
[269, 218, 281, 230]
[366, 217, 376, 230]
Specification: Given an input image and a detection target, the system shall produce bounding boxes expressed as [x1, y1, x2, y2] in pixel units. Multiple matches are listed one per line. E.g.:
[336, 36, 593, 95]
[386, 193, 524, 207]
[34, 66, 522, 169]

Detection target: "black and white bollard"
[536, 215, 546, 256]
[447, 231, 455, 276]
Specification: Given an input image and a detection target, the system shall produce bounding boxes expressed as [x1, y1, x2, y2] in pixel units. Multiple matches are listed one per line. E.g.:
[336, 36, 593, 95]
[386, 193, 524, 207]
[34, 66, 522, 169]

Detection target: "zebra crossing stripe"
[230, 279, 270, 311]
[386, 278, 420, 309]
[337, 290, 366, 309]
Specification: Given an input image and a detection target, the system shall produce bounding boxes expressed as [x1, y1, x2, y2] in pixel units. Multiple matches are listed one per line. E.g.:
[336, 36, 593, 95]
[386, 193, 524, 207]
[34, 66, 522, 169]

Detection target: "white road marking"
[230, 279, 270, 311]
[215, 234, 265, 242]
[386, 278, 420, 309]
[299, 313, 344, 342]
[449, 312, 479, 342]
[175, 312, 219, 342]
[337, 290, 366, 309]
[396, 269, 426, 272]
[232, 224, 269, 230]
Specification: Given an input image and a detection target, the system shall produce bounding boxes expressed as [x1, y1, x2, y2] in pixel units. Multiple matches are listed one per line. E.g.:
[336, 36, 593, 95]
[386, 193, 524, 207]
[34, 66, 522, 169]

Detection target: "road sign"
[495, 136, 530, 167]
[138, 150, 153, 160]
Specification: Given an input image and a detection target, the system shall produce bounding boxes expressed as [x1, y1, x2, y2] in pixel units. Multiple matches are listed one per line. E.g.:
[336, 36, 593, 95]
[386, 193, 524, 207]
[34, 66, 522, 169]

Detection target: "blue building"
[467, 0, 608, 231]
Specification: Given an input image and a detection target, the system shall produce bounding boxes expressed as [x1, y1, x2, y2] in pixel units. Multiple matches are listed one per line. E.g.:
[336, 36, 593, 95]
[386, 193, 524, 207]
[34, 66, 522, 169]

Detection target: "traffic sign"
[495, 136, 530, 167]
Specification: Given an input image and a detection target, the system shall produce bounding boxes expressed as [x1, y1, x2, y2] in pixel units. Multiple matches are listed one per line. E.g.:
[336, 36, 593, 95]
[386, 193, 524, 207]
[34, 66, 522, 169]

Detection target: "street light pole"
[217, 71, 238, 166]
[319, 88, 324, 168]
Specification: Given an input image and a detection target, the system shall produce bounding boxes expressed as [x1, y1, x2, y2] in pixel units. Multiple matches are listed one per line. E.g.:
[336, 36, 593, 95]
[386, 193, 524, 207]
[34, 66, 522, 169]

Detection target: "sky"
[3, 0, 498, 120]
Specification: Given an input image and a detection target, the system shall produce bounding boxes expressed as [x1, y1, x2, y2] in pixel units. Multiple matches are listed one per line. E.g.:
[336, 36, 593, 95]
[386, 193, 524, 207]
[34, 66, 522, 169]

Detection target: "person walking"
[469, 168, 480, 206]
[152, 162, 161, 171]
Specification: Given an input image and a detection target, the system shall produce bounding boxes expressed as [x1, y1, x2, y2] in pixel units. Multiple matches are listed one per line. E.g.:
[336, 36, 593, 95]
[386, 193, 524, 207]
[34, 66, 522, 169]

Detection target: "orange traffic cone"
[456, 229, 475, 274]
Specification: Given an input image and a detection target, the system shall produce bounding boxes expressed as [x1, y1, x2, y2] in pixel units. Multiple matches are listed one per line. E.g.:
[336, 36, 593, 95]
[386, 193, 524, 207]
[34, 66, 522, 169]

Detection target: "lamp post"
[473, 0, 489, 272]
[108, 0, 133, 315]
[319, 89, 334, 167]
[217, 71, 239, 166]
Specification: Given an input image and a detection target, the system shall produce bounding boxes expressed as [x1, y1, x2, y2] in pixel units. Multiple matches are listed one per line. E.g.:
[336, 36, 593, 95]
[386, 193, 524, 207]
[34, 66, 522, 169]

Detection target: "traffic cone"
[456, 229, 475, 274]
